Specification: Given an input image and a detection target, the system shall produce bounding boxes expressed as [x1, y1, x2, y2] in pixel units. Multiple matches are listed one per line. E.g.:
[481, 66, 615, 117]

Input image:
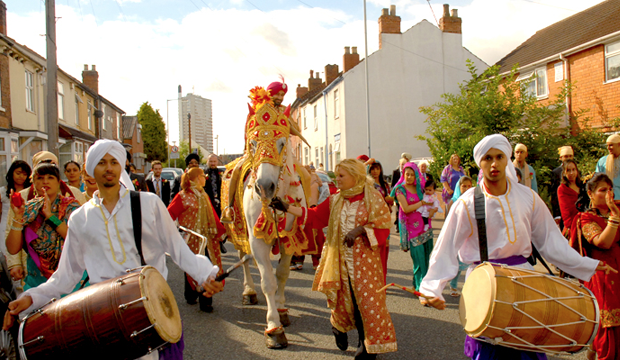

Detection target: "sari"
[570, 210, 620, 360]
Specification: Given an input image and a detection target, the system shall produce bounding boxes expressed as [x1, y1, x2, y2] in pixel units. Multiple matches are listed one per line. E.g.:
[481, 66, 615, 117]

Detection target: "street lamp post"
[215, 135, 218, 155]
[166, 98, 187, 166]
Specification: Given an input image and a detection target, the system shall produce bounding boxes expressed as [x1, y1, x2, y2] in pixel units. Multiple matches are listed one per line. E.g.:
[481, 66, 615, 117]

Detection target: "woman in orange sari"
[168, 167, 226, 313]
[271, 159, 396, 359]
[571, 173, 620, 360]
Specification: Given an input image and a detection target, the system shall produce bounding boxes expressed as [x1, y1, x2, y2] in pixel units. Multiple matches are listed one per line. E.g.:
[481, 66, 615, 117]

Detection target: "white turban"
[473, 134, 518, 185]
[85, 139, 134, 190]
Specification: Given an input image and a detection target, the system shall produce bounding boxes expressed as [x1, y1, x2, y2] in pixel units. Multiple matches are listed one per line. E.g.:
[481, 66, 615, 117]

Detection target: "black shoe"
[332, 326, 348, 351]
[354, 341, 376, 360]
[186, 298, 197, 305]
[220, 241, 228, 254]
[200, 296, 213, 312]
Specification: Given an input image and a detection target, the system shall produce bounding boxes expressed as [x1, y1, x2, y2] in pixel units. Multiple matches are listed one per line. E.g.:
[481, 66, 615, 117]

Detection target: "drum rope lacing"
[482, 273, 597, 355]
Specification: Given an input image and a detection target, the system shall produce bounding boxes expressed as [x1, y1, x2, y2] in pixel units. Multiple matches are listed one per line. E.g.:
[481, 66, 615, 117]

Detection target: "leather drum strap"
[474, 186, 488, 263]
[130, 190, 146, 266]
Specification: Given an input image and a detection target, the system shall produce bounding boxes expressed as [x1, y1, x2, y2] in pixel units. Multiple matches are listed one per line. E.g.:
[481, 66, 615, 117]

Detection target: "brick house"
[496, 0, 620, 131]
[122, 115, 146, 173]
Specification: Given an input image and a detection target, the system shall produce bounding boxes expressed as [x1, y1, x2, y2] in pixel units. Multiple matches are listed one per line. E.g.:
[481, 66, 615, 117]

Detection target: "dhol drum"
[459, 262, 599, 354]
[18, 266, 182, 360]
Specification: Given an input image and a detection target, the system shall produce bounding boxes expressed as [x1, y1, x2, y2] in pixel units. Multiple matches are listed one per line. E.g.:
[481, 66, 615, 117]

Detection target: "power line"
[426, 0, 439, 27]
[294, 0, 347, 25]
[187, 0, 201, 11]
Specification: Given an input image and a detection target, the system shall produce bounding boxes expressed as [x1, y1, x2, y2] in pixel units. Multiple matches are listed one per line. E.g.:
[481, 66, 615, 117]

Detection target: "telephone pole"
[46, 0, 59, 156]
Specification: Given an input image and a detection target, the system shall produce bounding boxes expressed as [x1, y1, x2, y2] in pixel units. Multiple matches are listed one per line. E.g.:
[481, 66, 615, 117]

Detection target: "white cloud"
[5, 0, 607, 154]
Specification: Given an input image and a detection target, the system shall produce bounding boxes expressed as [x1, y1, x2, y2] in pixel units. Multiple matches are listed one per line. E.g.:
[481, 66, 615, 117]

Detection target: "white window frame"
[102, 103, 107, 131]
[605, 40, 620, 83]
[25, 70, 35, 112]
[517, 67, 548, 99]
[303, 108, 307, 129]
[57, 81, 65, 120]
[334, 89, 339, 119]
[74, 96, 80, 125]
[320, 147, 324, 167]
[313, 104, 318, 131]
[87, 100, 93, 130]
[304, 147, 309, 165]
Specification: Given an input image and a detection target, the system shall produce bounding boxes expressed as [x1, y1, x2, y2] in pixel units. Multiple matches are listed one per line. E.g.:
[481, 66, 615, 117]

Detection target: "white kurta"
[21, 186, 219, 313]
[419, 179, 599, 301]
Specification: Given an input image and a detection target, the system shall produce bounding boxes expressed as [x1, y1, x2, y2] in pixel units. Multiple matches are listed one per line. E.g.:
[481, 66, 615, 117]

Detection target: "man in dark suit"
[146, 160, 171, 207]
[204, 154, 227, 254]
[126, 150, 147, 191]
[204, 154, 223, 217]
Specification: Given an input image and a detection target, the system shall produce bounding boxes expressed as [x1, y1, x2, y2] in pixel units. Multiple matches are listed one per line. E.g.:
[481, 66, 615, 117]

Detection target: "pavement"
[167, 216, 588, 359]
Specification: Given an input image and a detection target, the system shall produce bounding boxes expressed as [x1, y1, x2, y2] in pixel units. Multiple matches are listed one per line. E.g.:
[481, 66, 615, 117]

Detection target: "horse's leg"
[275, 246, 293, 327]
[250, 235, 288, 348]
[239, 249, 258, 305]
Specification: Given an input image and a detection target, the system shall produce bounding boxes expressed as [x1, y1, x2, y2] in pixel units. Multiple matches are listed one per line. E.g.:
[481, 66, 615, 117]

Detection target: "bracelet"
[12, 219, 24, 225]
[45, 215, 62, 230]
[10, 225, 23, 231]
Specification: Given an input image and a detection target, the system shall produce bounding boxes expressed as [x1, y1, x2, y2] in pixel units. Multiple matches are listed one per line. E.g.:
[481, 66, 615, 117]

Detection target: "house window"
[87, 100, 93, 130]
[303, 108, 307, 129]
[315, 148, 319, 166]
[517, 67, 548, 98]
[605, 41, 620, 82]
[0, 72, 3, 109]
[304, 147, 309, 165]
[75, 96, 80, 125]
[102, 104, 107, 130]
[117, 114, 121, 140]
[313, 104, 318, 131]
[320, 147, 324, 167]
[25, 71, 35, 112]
[334, 89, 339, 119]
[57, 81, 65, 120]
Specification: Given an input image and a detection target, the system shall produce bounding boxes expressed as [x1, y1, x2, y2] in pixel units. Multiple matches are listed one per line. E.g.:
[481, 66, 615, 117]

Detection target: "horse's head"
[246, 100, 291, 201]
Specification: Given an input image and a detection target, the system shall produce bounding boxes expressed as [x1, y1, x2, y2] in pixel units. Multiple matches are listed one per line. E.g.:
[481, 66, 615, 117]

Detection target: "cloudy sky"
[7, 0, 606, 154]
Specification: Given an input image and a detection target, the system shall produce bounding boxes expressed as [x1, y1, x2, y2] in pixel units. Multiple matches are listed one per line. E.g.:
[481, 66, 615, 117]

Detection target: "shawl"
[315, 177, 391, 306]
[390, 162, 424, 202]
[189, 181, 219, 238]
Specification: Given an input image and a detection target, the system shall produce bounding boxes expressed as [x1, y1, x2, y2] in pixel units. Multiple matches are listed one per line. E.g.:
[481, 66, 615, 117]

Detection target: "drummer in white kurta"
[3, 139, 224, 360]
[418, 134, 611, 359]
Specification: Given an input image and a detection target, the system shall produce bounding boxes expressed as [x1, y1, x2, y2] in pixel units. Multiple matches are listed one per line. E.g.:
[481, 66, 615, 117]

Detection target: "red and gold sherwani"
[168, 189, 226, 284]
[303, 187, 397, 354]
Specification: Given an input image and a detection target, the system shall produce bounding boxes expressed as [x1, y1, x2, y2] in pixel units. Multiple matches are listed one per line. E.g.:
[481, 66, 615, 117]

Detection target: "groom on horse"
[221, 79, 308, 224]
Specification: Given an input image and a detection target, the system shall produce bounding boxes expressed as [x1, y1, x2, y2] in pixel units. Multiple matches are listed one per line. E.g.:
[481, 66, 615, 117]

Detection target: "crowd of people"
[0, 81, 617, 360]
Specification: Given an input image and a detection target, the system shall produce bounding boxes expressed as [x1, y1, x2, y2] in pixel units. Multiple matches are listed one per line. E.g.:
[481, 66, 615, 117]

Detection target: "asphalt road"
[167, 219, 588, 360]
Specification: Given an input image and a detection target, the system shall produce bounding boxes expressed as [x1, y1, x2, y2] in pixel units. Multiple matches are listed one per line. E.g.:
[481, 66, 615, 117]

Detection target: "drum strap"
[130, 190, 147, 266]
[473, 186, 488, 262]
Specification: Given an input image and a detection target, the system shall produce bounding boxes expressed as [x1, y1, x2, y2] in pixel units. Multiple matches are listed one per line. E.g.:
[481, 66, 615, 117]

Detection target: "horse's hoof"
[265, 327, 288, 349]
[242, 294, 258, 305]
[278, 309, 291, 327]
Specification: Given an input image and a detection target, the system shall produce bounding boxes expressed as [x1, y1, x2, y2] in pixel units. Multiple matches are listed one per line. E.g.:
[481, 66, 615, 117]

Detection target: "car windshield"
[161, 172, 175, 180]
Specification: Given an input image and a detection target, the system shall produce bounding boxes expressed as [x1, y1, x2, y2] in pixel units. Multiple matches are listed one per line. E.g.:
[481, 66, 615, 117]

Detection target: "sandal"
[450, 287, 460, 297]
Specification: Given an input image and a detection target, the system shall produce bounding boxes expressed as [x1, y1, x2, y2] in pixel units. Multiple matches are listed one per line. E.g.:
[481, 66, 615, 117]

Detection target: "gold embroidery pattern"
[582, 222, 603, 244]
[600, 308, 620, 328]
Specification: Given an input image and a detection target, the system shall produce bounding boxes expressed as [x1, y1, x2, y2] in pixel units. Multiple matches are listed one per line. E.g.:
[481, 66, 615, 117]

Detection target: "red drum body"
[18, 266, 182, 360]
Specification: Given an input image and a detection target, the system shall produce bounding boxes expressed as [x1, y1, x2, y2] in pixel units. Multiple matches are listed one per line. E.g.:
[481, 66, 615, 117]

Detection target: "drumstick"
[377, 282, 434, 300]
[196, 254, 254, 293]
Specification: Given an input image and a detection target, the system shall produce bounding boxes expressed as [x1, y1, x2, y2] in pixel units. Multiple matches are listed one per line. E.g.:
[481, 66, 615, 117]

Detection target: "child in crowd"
[448, 176, 474, 296]
[417, 180, 442, 232]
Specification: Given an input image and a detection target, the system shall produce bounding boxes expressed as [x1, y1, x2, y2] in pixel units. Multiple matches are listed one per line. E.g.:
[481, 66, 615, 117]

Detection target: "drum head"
[140, 267, 182, 343]
[459, 263, 496, 336]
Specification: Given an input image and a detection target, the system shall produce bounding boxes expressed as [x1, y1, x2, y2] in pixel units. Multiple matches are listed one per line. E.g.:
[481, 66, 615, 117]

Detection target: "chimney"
[0, 1, 6, 36]
[325, 64, 339, 85]
[378, 4, 401, 49]
[296, 84, 308, 99]
[343, 46, 360, 73]
[82, 64, 99, 94]
[308, 70, 322, 92]
[439, 4, 462, 34]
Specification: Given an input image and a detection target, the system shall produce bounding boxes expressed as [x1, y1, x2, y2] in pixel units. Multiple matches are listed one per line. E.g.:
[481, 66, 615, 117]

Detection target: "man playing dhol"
[3, 140, 223, 360]
[596, 134, 620, 200]
[419, 134, 613, 360]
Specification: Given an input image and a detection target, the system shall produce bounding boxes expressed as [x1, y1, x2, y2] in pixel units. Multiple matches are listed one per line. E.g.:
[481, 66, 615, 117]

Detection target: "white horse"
[237, 103, 309, 349]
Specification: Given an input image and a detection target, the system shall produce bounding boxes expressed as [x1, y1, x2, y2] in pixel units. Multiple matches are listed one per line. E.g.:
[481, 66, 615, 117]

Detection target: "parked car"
[316, 171, 338, 195]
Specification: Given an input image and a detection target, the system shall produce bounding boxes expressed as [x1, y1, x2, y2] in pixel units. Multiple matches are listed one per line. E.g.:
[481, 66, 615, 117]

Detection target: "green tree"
[418, 60, 617, 205]
[137, 102, 168, 163]
[166, 140, 203, 170]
